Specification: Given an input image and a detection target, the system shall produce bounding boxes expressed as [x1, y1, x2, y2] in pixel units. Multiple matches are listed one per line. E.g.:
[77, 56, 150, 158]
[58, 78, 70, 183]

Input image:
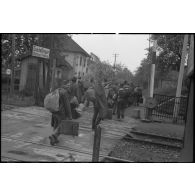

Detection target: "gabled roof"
[56, 54, 73, 70]
[59, 36, 90, 57]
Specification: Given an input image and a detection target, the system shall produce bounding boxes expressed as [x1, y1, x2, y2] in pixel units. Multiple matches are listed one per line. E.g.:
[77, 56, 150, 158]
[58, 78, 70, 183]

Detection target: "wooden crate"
[59, 120, 79, 136]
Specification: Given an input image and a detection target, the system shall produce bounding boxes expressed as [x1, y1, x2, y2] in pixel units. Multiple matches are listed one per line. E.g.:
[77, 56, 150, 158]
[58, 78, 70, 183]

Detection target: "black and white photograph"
[1, 33, 194, 162]
[0, 1, 194, 195]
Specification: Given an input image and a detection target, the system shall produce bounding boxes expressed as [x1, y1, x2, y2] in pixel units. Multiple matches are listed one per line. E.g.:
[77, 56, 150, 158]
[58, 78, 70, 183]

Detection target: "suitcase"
[59, 120, 79, 136]
[106, 109, 113, 120]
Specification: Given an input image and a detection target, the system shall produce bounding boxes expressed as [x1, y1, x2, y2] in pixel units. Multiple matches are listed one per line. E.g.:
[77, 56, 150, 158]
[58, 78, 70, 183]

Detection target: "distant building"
[90, 52, 101, 63]
[87, 52, 101, 76]
[59, 36, 90, 78]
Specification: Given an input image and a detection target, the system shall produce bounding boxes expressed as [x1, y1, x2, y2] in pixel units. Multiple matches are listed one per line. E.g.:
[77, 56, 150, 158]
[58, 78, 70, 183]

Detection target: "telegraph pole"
[50, 34, 56, 92]
[46, 34, 54, 92]
[10, 34, 16, 96]
[34, 34, 42, 105]
[173, 34, 189, 122]
[113, 53, 119, 70]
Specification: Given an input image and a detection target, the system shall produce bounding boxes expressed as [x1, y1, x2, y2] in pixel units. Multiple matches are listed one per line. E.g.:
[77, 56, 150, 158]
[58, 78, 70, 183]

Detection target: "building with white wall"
[59, 36, 90, 78]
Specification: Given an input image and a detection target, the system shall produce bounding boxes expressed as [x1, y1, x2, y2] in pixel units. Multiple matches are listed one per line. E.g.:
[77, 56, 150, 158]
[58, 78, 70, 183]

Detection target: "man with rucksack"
[83, 78, 108, 131]
[123, 80, 131, 107]
[134, 85, 142, 106]
[111, 83, 119, 115]
[77, 76, 84, 104]
[46, 84, 73, 146]
[107, 86, 115, 109]
[116, 83, 127, 120]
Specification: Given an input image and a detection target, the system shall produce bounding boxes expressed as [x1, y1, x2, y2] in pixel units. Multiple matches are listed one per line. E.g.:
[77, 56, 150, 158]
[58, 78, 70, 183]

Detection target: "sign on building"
[32, 45, 50, 59]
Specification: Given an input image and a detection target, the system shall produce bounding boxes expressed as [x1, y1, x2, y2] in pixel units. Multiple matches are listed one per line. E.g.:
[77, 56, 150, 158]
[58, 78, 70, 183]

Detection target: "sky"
[72, 34, 149, 73]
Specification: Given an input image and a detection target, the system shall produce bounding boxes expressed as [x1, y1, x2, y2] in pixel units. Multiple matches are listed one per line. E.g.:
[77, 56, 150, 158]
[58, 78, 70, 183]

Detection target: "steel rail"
[1, 135, 134, 163]
[1, 155, 24, 162]
[123, 136, 182, 150]
[130, 130, 183, 142]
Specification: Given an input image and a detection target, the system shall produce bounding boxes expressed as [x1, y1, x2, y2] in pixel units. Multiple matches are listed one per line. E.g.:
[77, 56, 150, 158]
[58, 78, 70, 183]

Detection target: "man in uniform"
[49, 84, 72, 145]
[117, 83, 127, 120]
[84, 78, 108, 131]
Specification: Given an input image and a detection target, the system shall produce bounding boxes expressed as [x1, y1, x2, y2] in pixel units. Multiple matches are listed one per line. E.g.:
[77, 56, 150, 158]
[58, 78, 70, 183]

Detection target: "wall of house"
[60, 52, 89, 78]
[54, 66, 74, 85]
[19, 57, 38, 91]
[39, 61, 43, 89]
[19, 57, 47, 91]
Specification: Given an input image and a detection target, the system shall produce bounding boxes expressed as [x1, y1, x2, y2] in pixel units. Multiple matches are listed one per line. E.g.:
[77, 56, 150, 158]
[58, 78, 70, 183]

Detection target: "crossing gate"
[150, 94, 188, 124]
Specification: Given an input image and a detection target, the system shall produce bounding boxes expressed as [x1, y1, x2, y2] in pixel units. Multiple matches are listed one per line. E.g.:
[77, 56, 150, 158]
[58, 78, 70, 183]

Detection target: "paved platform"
[125, 105, 185, 139]
[1, 106, 137, 162]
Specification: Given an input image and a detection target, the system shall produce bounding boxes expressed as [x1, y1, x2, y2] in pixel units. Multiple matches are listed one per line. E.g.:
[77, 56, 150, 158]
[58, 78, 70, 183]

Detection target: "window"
[86, 67, 88, 73]
[83, 58, 86, 67]
[78, 71, 80, 76]
[83, 72, 84, 76]
[80, 56, 82, 66]
[56, 70, 62, 79]
[75, 56, 79, 66]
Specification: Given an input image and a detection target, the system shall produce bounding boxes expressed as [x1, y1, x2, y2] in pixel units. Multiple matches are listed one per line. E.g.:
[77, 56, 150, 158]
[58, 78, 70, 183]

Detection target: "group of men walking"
[106, 80, 142, 120]
[46, 76, 142, 146]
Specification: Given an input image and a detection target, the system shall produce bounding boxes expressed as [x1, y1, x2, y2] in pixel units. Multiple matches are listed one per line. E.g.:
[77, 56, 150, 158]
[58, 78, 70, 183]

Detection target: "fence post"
[173, 34, 189, 122]
[92, 125, 102, 162]
[145, 108, 153, 120]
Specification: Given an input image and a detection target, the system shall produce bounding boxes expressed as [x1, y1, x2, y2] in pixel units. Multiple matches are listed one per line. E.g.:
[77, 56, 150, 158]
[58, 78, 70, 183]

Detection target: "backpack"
[44, 89, 60, 112]
[86, 87, 96, 102]
[118, 88, 126, 99]
[123, 85, 130, 97]
[70, 96, 79, 106]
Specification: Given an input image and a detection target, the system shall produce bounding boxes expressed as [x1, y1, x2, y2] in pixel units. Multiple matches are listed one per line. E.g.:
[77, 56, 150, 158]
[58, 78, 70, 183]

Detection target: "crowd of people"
[46, 76, 142, 146]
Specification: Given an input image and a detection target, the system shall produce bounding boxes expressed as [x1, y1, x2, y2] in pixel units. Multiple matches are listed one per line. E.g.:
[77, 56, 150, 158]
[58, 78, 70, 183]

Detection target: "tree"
[1, 34, 72, 69]
[86, 59, 133, 85]
[150, 34, 185, 73]
[133, 34, 190, 95]
[133, 58, 150, 88]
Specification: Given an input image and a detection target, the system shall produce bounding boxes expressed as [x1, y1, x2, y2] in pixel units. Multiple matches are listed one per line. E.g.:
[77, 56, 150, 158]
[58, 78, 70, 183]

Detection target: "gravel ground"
[109, 139, 181, 162]
[108, 106, 183, 162]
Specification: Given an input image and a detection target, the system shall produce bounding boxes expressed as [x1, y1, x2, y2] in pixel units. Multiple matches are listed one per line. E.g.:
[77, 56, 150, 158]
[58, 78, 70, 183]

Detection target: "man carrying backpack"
[134, 85, 142, 106]
[77, 76, 84, 104]
[83, 78, 108, 131]
[112, 83, 119, 115]
[117, 83, 127, 120]
[123, 80, 131, 107]
[47, 85, 73, 146]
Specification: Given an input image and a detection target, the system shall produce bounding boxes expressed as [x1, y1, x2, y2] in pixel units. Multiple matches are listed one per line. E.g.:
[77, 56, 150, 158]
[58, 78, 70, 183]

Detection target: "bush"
[154, 86, 189, 97]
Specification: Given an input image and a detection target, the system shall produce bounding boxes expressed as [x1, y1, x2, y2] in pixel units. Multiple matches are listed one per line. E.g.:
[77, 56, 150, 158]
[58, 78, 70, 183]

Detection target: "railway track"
[124, 131, 183, 150]
[1, 135, 134, 162]
[2, 104, 183, 162]
[79, 125, 183, 150]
